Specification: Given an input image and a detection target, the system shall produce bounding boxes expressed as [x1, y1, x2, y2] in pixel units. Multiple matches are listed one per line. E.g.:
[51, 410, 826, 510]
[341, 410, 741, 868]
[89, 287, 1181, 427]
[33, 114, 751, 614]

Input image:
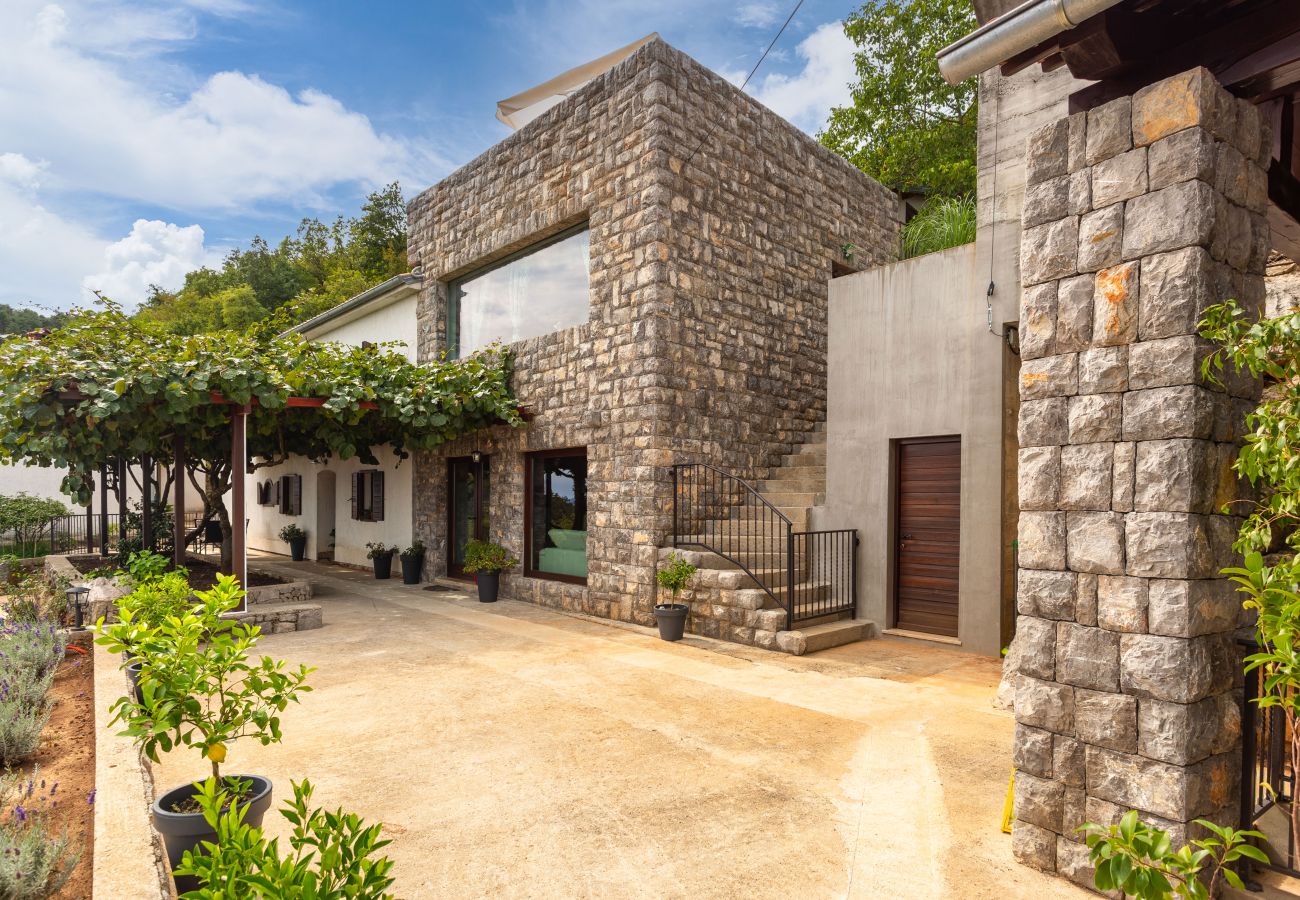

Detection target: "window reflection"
[452, 228, 590, 357]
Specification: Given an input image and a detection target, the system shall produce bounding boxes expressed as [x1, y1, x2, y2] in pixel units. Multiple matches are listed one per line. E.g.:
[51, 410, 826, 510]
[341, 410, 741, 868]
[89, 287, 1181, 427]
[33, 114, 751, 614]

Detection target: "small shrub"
[900, 195, 976, 259]
[121, 549, 171, 584]
[1079, 810, 1267, 899]
[365, 541, 394, 559]
[401, 540, 425, 559]
[121, 571, 192, 626]
[279, 524, 306, 543]
[174, 777, 396, 897]
[0, 624, 66, 682]
[462, 540, 517, 574]
[655, 552, 697, 604]
[0, 694, 51, 767]
[0, 769, 80, 898]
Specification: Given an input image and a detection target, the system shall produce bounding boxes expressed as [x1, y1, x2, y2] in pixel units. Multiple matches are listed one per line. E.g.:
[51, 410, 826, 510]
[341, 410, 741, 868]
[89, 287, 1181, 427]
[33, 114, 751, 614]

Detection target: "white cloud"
[0, 181, 106, 310]
[0, 2, 446, 210]
[0, 0, 447, 310]
[82, 219, 219, 306]
[736, 2, 779, 28]
[736, 21, 855, 134]
[0, 153, 48, 192]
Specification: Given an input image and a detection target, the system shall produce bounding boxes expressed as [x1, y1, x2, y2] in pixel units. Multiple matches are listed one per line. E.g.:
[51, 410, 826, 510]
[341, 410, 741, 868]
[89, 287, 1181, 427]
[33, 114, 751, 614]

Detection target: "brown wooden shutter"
[275, 478, 283, 511]
[371, 471, 384, 522]
[290, 475, 302, 516]
[351, 472, 361, 520]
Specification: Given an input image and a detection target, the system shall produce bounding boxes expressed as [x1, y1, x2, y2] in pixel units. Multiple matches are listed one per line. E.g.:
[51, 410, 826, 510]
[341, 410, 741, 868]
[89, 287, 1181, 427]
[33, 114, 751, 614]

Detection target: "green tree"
[820, 0, 978, 199]
[0, 304, 64, 335]
[133, 183, 410, 336]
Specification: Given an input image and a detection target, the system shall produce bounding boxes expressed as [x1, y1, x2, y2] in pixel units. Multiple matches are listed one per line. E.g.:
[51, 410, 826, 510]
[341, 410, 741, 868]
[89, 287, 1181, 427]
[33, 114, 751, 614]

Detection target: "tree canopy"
[0, 304, 64, 336]
[0, 304, 522, 565]
[820, 0, 978, 200]
[132, 183, 408, 334]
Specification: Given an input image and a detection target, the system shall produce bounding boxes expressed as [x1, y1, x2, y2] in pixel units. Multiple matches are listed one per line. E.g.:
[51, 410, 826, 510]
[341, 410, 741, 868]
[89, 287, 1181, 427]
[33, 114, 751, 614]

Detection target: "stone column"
[1011, 67, 1270, 886]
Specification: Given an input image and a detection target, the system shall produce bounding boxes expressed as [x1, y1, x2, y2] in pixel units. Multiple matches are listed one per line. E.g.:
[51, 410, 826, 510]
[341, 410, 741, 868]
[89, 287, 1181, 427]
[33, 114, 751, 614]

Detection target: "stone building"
[404, 38, 899, 631]
[939, 0, 1300, 888]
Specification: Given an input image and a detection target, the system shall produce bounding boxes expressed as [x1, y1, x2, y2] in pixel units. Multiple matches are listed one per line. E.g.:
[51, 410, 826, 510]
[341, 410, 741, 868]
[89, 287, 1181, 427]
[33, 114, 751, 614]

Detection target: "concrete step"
[684, 550, 808, 573]
[758, 473, 826, 493]
[777, 451, 825, 469]
[783, 619, 872, 655]
[755, 490, 824, 508]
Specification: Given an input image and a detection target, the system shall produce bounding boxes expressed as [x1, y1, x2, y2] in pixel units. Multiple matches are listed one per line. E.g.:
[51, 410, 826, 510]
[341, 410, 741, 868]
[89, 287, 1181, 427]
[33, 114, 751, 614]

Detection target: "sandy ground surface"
[38, 640, 95, 899]
[153, 556, 1091, 899]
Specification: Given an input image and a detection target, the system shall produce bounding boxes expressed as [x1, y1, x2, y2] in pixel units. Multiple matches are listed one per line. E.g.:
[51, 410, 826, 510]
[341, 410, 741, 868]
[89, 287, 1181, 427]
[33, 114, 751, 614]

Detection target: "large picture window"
[526, 448, 587, 583]
[449, 225, 590, 357]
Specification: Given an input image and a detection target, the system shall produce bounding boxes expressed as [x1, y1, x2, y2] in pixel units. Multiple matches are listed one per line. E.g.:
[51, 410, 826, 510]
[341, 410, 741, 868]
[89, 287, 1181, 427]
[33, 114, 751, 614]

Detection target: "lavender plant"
[0, 768, 80, 898]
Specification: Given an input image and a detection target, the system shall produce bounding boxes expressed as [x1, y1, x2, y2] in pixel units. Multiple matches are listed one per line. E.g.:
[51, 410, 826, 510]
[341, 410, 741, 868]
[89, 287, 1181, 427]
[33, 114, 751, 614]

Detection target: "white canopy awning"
[496, 33, 660, 130]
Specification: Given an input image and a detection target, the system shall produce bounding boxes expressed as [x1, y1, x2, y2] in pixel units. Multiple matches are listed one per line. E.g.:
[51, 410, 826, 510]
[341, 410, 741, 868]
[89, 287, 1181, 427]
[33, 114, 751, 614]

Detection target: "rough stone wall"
[1011, 67, 1269, 885]
[406, 39, 897, 625]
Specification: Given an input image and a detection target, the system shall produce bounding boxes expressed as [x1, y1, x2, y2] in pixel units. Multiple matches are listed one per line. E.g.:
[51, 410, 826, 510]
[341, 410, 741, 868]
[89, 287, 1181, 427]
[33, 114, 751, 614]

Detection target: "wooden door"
[893, 437, 961, 637]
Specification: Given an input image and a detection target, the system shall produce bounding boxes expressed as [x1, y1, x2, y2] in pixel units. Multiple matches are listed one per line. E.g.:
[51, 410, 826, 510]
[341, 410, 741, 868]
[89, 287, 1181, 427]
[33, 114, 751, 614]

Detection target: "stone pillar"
[1011, 67, 1270, 886]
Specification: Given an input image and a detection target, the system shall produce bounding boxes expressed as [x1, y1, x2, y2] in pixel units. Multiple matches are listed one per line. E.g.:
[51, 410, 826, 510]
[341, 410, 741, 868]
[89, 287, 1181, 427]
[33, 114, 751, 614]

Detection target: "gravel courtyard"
[153, 558, 1089, 899]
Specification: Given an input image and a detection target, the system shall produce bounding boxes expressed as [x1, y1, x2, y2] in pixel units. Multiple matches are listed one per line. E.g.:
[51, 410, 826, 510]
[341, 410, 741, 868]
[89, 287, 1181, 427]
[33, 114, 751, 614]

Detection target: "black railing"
[670, 463, 856, 630]
[1240, 637, 1299, 880]
[0, 512, 131, 559]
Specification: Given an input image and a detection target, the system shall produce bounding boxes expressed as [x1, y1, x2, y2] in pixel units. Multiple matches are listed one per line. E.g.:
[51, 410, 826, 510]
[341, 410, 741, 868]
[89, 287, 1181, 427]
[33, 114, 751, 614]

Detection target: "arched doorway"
[315, 470, 336, 561]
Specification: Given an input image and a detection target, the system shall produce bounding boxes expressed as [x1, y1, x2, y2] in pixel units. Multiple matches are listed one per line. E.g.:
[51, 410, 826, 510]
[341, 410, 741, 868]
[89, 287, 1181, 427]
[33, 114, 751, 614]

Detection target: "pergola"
[63, 390, 377, 604]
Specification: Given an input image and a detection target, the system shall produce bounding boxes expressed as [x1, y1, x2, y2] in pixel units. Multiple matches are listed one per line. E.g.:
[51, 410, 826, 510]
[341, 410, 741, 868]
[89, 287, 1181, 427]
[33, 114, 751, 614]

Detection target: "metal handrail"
[669, 463, 858, 631]
[671, 462, 793, 625]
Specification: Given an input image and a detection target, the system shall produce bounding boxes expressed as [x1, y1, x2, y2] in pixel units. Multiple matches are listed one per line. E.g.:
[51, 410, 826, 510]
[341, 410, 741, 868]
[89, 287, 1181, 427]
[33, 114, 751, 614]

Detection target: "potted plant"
[279, 524, 307, 561]
[462, 539, 517, 603]
[366, 542, 395, 579]
[654, 552, 697, 641]
[399, 541, 425, 585]
[94, 575, 313, 892]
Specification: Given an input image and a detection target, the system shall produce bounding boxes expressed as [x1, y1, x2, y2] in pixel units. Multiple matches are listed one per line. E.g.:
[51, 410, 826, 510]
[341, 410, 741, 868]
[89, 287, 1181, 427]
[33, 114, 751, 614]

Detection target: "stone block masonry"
[1012, 67, 1267, 887]
[406, 39, 899, 627]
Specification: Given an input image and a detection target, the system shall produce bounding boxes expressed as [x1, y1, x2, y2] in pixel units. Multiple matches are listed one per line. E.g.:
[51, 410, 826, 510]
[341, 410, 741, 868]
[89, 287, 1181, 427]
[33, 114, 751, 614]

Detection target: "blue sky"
[0, 0, 862, 311]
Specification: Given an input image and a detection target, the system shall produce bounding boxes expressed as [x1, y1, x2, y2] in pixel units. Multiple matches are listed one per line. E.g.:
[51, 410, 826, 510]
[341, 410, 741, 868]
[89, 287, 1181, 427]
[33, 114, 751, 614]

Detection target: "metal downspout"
[937, 0, 1127, 85]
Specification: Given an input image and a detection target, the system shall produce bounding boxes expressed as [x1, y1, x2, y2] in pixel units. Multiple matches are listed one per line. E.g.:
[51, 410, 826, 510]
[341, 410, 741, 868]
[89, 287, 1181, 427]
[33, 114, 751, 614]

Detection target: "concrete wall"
[245, 448, 413, 567]
[821, 243, 1006, 656]
[976, 66, 1091, 648]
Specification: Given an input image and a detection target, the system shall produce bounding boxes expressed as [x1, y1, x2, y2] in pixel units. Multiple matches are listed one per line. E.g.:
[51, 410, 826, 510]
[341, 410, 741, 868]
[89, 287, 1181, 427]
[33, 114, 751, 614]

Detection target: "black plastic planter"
[288, 535, 307, 561]
[400, 554, 423, 585]
[476, 572, 500, 602]
[125, 661, 144, 705]
[372, 553, 393, 579]
[153, 775, 273, 893]
[654, 603, 688, 641]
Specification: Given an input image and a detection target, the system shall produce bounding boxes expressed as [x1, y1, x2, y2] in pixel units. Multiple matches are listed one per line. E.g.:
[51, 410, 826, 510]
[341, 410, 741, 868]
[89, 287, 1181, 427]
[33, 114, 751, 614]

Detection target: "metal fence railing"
[670, 462, 857, 629]
[1240, 637, 1299, 881]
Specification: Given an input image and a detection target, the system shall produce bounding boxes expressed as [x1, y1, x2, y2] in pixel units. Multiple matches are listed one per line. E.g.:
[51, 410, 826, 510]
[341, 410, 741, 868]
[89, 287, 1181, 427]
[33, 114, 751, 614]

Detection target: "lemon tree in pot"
[462, 539, 517, 603]
[94, 575, 313, 892]
[654, 552, 697, 641]
[366, 542, 395, 579]
[278, 524, 307, 561]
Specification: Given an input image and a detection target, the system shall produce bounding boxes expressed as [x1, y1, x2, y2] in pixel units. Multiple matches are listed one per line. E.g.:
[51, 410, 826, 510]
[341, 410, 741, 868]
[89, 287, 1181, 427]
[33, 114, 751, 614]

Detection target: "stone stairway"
[668, 425, 872, 655]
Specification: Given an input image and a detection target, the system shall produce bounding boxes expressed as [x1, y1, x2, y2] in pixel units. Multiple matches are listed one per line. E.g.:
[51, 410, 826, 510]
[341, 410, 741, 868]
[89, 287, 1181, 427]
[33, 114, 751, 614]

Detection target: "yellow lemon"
[207, 743, 227, 763]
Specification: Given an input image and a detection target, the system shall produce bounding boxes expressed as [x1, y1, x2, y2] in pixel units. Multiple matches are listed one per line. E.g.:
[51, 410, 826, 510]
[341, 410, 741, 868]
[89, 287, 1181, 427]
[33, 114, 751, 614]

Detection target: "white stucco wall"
[247, 282, 419, 566]
[299, 290, 418, 362]
[0, 462, 75, 505]
[246, 448, 413, 567]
